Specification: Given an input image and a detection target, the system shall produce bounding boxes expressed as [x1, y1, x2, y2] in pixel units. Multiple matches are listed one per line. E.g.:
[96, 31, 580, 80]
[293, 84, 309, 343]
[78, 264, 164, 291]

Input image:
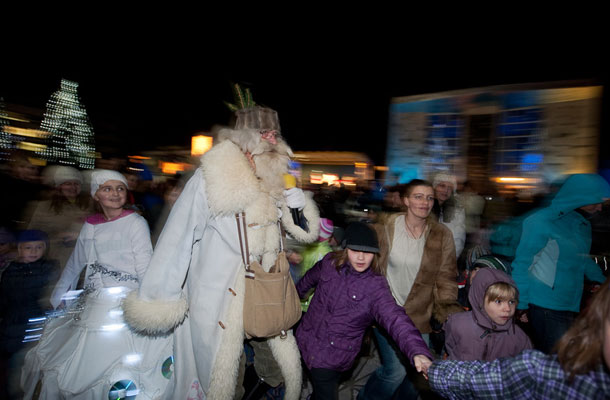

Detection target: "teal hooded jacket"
[512, 174, 610, 312]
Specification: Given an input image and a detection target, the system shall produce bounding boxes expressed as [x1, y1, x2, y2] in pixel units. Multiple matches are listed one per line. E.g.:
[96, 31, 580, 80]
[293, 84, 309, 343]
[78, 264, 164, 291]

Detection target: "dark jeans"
[357, 327, 419, 400]
[528, 304, 577, 354]
[309, 368, 342, 400]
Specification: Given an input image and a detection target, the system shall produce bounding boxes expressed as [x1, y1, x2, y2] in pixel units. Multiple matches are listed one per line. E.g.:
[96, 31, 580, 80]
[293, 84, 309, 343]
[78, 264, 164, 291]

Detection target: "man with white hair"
[432, 173, 466, 258]
[123, 106, 319, 400]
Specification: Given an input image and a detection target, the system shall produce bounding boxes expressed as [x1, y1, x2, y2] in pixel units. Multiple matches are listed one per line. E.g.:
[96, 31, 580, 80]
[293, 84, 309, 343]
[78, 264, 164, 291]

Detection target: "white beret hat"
[90, 169, 128, 197]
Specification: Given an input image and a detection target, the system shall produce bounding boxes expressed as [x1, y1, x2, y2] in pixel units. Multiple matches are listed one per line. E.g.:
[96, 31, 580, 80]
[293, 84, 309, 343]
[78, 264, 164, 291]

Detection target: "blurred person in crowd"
[512, 173, 610, 354]
[458, 254, 512, 309]
[432, 173, 466, 258]
[296, 222, 432, 400]
[123, 163, 164, 232]
[0, 150, 45, 231]
[444, 267, 532, 362]
[121, 106, 319, 400]
[358, 179, 463, 400]
[428, 279, 610, 400]
[488, 179, 563, 265]
[22, 169, 172, 399]
[382, 184, 406, 214]
[24, 166, 92, 270]
[0, 230, 59, 398]
[297, 217, 335, 311]
[150, 175, 187, 246]
[0, 227, 17, 277]
[458, 181, 486, 246]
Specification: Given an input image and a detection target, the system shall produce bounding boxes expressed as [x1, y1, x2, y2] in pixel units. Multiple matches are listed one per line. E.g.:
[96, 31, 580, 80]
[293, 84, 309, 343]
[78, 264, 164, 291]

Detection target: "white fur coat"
[123, 139, 319, 399]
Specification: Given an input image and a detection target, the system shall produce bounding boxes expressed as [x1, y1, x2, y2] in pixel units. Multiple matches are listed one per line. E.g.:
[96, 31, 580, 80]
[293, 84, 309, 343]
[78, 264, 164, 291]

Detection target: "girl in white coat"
[22, 170, 173, 400]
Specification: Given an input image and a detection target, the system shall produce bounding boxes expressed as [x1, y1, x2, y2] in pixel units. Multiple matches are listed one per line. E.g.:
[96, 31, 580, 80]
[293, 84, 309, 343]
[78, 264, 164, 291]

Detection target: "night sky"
[2, 42, 609, 166]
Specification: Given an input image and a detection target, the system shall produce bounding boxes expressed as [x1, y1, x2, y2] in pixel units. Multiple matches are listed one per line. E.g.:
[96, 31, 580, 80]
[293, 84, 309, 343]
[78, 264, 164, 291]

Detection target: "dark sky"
[2, 42, 608, 165]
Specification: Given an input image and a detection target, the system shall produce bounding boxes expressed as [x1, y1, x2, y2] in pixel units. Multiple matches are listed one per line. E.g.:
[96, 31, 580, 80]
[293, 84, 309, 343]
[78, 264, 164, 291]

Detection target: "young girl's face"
[18, 240, 46, 263]
[94, 180, 127, 213]
[484, 297, 516, 326]
[347, 249, 375, 273]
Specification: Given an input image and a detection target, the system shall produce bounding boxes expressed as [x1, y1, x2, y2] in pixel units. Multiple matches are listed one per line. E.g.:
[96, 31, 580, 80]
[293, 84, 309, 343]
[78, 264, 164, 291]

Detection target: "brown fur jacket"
[374, 213, 463, 333]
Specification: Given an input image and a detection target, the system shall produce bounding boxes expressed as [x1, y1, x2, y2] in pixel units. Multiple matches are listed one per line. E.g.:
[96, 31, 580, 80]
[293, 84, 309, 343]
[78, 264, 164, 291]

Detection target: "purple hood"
[444, 267, 532, 361]
[470, 267, 518, 331]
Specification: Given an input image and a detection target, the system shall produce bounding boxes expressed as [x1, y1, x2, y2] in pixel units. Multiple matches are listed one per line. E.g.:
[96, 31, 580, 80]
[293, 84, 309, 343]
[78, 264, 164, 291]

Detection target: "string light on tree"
[38, 79, 96, 169]
[0, 97, 12, 160]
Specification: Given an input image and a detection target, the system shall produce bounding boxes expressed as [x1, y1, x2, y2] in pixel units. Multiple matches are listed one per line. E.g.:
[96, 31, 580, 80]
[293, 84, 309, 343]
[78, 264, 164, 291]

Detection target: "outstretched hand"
[517, 309, 529, 323]
[413, 354, 433, 379]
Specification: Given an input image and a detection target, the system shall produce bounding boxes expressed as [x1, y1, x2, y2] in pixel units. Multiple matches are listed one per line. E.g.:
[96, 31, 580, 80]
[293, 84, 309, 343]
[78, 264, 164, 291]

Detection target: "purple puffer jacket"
[295, 253, 432, 371]
[444, 267, 532, 361]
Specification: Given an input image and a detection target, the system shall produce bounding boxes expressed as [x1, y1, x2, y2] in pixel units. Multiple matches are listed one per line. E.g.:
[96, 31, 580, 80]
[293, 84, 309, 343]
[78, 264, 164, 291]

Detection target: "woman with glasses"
[358, 179, 463, 400]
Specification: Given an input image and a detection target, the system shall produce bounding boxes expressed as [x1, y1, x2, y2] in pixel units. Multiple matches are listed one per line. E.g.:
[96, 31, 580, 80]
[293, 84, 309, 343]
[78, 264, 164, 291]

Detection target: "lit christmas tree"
[0, 97, 12, 160]
[38, 79, 96, 169]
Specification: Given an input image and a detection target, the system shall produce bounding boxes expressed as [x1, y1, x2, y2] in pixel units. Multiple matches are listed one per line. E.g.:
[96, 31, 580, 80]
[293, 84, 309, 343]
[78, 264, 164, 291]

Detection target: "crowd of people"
[0, 103, 609, 400]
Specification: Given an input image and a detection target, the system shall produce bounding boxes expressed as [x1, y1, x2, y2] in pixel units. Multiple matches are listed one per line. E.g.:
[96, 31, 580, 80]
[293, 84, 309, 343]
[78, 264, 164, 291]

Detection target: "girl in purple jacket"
[295, 222, 433, 400]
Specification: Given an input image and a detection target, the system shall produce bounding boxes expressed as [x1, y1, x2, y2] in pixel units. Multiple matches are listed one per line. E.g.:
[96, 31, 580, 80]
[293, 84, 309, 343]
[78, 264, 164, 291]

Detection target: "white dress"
[22, 211, 173, 400]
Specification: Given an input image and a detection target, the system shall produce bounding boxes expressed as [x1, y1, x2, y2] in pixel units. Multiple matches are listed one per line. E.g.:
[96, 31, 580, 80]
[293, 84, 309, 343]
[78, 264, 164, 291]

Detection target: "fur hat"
[234, 106, 281, 132]
[341, 222, 379, 253]
[433, 172, 458, 193]
[90, 169, 128, 197]
[53, 166, 83, 187]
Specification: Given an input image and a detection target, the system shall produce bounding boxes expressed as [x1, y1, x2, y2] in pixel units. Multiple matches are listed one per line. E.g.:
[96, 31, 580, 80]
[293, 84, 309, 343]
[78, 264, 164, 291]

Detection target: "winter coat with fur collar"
[122, 139, 319, 400]
[374, 213, 463, 333]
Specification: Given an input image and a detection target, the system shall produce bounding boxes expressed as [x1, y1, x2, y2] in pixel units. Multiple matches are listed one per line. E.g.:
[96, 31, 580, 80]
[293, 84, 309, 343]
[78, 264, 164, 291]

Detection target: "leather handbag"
[236, 212, 302, 339]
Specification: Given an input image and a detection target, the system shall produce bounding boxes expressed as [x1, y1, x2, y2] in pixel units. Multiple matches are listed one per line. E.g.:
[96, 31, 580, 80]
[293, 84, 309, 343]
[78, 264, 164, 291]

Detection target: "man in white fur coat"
[122, 106, 319, 399]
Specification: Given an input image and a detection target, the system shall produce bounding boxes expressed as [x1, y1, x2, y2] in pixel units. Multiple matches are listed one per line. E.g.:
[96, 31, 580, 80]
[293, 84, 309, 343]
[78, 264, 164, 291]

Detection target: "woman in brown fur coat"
[359, 179, 463, 400]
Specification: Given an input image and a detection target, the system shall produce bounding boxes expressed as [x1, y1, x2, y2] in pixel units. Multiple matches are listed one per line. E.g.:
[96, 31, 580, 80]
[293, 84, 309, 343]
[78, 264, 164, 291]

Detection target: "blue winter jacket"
[295, 252, 432, 371]
[512, 174, 610, 312]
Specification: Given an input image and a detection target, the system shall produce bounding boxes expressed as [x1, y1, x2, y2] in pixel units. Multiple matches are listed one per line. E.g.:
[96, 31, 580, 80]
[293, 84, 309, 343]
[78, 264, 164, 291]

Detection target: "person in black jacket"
[0, 229, 59, 397]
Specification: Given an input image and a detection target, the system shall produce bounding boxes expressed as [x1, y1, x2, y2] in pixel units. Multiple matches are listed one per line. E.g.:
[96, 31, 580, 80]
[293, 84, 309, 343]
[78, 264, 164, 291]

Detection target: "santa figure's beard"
[253, 150, 290, 196]
[216, 127, 293, 196]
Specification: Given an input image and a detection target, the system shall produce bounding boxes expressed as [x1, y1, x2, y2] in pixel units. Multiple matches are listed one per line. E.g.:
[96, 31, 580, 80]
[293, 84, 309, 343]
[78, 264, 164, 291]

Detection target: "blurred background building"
[385, 81, 602, 196]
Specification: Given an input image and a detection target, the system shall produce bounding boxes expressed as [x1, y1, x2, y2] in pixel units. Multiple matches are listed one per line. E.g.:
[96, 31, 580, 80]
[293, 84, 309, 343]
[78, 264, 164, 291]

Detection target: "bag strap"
[278, 220, 285, 252]
[236, 212, 255, 279]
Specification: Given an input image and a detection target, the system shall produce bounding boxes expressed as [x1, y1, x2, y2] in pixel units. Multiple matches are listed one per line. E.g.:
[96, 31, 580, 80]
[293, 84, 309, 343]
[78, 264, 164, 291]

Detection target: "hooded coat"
[122, 137, 319, 400]
[512, 174, 610, 312]
[444, 268, 532, 361]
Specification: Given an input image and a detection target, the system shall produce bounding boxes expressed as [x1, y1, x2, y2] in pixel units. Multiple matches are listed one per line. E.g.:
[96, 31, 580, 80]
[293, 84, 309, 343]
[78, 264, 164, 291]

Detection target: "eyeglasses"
[410, 194, 435, 202]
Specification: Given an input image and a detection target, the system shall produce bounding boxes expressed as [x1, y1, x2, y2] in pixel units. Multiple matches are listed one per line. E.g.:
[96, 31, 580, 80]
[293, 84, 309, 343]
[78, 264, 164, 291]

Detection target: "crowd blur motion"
[1, 142, 609, 397]
[2, 74, 610, 399]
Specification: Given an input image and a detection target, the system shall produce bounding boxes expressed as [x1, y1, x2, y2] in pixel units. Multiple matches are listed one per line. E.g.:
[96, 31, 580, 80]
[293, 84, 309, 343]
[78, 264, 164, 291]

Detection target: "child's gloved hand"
[284, 187, 306, 210]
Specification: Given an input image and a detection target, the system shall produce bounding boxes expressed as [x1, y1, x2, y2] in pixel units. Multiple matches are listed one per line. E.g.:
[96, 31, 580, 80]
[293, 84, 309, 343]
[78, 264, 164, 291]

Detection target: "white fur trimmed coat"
[123, 140, 319, 400]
